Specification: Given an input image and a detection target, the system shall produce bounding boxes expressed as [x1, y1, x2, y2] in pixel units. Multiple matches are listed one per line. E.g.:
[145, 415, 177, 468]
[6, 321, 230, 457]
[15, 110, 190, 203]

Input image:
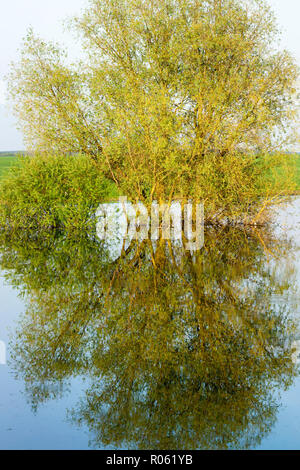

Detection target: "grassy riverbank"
[1, 152, 299, 192]
[0, 153, 21, 178]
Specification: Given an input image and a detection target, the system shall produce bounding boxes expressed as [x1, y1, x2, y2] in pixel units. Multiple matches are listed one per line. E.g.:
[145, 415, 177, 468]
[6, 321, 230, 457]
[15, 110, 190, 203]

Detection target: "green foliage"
[0, 155, 17, 178]
[0, 153, 118, 232]
[295, 154, 300, 192]
[7, 0, 299, 222]
[177, 151, 298, 222]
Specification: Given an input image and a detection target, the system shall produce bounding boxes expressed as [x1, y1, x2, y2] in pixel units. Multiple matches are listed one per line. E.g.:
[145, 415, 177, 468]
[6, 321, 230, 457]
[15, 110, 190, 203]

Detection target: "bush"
[189, 151, 298, 223]
[0, 153, 119, 232]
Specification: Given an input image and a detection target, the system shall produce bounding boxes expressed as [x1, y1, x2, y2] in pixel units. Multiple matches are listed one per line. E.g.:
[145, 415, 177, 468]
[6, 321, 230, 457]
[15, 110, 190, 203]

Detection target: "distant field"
[0, 153, 19, 178]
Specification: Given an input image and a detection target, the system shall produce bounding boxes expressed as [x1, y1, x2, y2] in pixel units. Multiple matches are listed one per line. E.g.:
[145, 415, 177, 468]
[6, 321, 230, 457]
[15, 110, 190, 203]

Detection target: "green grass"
[296, 154, 300, 192]
[0, 154, 18, 178]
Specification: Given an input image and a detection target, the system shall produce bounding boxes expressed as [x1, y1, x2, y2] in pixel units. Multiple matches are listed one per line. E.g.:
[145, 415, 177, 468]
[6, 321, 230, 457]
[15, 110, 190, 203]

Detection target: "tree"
[8, 0, 299, 221]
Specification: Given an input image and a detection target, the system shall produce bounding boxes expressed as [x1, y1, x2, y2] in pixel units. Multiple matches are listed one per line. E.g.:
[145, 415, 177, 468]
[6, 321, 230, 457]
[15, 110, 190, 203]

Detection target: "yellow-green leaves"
[7, 0, 299, 220]
[0, 153, 118, 233]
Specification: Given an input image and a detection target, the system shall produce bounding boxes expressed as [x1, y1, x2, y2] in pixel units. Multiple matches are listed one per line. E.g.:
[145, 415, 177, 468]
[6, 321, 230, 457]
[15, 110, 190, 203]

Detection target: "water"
[0, 198, 300, 450]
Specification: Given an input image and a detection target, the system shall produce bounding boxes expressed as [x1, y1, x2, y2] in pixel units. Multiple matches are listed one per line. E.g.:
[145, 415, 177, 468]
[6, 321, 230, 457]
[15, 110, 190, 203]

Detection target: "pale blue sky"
[0, 0, 299, 151]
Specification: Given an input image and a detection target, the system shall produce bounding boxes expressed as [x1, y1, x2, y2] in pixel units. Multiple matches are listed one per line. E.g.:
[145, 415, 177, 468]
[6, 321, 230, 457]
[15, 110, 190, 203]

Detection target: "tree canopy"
[8, 0, 299, 219]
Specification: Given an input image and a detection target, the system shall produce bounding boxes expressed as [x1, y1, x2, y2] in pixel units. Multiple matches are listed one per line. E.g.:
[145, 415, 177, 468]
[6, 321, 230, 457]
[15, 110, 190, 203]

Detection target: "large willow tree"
[8, 0, 299, 221]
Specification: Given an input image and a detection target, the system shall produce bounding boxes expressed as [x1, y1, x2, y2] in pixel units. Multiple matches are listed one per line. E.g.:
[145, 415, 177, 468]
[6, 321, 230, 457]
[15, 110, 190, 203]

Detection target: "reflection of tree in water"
[0, 227, 298, 449]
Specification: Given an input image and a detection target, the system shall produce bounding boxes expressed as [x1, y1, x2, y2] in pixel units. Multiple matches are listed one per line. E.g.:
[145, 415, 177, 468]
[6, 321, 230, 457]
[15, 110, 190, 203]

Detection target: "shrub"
[0, 153, 118, 232]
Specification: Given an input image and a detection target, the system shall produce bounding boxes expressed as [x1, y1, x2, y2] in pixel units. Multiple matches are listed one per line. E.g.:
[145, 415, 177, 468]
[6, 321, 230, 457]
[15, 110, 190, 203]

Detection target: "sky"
[0, 0, 299, 151]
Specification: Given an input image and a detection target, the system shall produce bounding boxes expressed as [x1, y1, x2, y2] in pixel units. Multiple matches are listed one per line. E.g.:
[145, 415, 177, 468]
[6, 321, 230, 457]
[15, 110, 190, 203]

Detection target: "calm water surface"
[0, 198, 300, 450]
